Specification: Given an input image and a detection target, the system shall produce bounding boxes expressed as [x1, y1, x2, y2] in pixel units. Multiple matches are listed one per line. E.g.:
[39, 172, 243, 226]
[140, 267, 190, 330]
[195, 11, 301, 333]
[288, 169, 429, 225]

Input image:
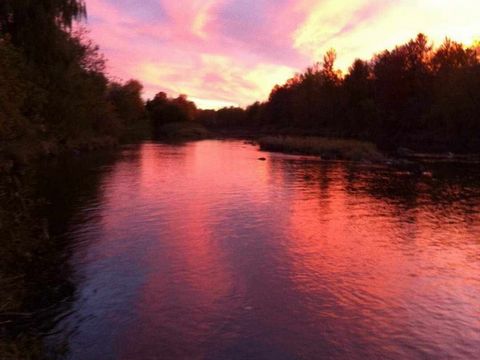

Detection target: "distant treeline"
[2, 2, 479, 156]
[0, 0, 151, 163]
[146, 92, 198, 136]
[197, 34, 480, 152]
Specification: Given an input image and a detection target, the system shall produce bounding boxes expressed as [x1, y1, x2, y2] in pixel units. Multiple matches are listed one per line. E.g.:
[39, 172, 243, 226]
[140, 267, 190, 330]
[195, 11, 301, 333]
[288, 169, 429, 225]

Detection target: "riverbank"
[0, 135, 122, 174]
[257, 136, 386, 162]
[204, 126, 480, 165]
[0, 147, 120, 359]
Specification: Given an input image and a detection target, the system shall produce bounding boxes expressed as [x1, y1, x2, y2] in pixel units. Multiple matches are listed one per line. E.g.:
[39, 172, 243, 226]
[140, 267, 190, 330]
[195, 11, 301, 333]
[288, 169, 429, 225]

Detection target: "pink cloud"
[82, 0, 480, 109]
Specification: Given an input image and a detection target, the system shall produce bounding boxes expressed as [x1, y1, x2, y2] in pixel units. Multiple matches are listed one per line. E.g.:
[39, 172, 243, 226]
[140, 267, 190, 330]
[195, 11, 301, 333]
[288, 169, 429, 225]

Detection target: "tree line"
[0, 0, 214, 158]
[1, 2, 479, 155]
[197, 34, 480, 152]
[0, 0, 152, 162]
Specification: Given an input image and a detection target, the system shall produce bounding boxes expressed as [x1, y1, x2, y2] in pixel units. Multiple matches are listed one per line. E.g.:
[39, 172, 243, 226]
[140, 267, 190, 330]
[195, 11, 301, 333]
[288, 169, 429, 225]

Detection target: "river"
[4, 140, 480, 359]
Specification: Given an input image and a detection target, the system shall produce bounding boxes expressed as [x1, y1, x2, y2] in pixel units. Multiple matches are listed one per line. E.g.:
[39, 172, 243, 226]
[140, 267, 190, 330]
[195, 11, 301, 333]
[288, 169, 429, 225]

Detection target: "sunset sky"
[86, 0, 479, 109]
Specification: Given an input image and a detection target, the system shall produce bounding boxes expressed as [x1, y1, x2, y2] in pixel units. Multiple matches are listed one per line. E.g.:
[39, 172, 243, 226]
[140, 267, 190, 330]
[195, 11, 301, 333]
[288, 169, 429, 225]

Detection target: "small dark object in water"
[258, 157, 267, 161]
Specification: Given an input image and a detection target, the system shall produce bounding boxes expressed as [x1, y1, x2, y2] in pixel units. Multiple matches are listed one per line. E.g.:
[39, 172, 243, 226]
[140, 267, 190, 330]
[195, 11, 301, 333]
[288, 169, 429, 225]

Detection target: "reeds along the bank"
[258, 136, 385, 162]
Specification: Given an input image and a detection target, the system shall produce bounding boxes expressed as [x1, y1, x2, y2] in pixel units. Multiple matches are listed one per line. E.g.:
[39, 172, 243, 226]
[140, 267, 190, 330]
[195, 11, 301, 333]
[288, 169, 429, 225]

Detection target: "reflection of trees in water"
[0, 150, 123, 359]
[273, 159, 480, 229]
[349, 163, 480, 219]
[269, 158, 480, 279]
[335, 162, 479, 210]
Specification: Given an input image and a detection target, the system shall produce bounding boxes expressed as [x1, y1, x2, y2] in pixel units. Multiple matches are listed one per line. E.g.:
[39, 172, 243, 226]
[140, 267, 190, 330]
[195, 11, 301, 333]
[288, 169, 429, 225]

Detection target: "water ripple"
[37, 140, 480, 359]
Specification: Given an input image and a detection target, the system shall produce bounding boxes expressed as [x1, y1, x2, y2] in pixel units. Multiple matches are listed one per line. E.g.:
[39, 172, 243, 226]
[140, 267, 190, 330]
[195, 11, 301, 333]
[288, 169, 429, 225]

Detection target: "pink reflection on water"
[283, 162, 480, 357]
[65, 141, 480, 359]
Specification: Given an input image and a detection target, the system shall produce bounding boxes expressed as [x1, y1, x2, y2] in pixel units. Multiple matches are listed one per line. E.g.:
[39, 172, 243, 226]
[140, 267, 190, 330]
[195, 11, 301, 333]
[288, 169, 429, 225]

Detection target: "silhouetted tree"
[343, 59, 376, 138]
[146, 92, 198, 136]
[428, 39, 480, 150]
[0, 0, 151, 157]
[106, 80, 148, 140]
[0, 0, 86, 62]
[214, 33, 480, 152]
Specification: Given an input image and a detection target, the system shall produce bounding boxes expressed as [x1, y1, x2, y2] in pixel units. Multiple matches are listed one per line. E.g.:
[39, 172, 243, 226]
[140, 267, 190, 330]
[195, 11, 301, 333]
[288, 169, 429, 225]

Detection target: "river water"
[12, 140, 480, 359]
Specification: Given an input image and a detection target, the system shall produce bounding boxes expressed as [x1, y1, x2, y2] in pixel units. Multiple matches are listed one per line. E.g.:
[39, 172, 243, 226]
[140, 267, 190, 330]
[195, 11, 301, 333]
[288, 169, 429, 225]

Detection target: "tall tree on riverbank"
[0, 0, 86, 61]
[0, 0, 150, 154]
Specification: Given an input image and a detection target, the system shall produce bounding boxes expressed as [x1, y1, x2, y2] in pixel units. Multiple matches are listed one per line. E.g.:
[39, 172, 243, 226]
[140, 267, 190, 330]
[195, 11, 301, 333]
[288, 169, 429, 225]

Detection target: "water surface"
[31, 141, 480, 358]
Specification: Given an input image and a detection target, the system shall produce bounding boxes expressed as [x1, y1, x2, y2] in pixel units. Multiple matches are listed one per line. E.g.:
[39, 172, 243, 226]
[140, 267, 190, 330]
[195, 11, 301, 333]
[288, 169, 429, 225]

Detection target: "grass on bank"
[258, 136, 385, 162]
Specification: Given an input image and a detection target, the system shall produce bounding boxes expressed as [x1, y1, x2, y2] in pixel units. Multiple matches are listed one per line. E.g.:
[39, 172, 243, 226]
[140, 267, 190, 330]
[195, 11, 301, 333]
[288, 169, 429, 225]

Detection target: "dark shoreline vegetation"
[0, 0, 480, 358]
[258, 136, 385, 162]
[1, 151, 120, 359]
[1, 8, 479, 170]
[1, 15, 479, 169]
[199, 34, 480, 155]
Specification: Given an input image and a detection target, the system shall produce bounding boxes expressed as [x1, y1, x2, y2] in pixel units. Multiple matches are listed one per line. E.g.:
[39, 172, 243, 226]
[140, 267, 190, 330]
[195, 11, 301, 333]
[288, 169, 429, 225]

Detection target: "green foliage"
[0, 3, 151, 162]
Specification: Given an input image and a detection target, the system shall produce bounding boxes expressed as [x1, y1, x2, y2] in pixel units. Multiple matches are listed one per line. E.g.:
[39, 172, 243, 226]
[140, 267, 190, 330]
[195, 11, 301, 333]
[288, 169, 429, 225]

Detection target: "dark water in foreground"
[9, 141, 480, 359]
